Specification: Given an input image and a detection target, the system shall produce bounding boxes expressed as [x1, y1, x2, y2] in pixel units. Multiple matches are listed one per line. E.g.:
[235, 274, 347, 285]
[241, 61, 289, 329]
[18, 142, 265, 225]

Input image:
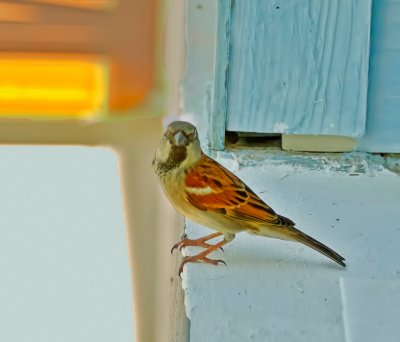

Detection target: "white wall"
[0, 147, 133, 342]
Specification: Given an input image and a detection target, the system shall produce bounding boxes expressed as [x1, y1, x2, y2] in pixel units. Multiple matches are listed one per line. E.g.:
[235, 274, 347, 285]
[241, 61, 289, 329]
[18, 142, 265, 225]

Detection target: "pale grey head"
[153, 121, 202, 176]
[164, 121, 199, 147]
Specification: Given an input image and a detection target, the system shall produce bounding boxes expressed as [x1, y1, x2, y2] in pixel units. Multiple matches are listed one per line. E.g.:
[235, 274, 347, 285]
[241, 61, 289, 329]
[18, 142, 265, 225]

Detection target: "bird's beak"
[171, 131, 189, 147]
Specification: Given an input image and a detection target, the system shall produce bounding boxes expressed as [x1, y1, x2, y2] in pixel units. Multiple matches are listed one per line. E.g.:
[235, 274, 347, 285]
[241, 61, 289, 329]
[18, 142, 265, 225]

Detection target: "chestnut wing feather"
[184, 154, 294, 226]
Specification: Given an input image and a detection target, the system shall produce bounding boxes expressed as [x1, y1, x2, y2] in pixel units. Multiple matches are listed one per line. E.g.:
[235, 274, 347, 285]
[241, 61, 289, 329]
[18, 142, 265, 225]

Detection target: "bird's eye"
[186, 129, 197, 141]
[164, 128, 173, 138]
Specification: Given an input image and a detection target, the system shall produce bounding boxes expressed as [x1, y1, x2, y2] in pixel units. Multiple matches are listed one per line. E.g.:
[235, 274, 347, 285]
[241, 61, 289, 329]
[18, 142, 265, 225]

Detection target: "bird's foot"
[171, 238, 221, 253]
[179, 255, 226, 277]
[177, 238, 229, 277]
[171, 232, 224, 254]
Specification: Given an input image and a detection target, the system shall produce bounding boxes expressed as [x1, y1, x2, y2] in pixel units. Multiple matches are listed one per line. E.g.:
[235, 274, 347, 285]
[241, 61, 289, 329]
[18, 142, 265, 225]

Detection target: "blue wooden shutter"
[211, 0, 374, 150]
[357, 0, 400, 152]
[224, 0, 371, 137]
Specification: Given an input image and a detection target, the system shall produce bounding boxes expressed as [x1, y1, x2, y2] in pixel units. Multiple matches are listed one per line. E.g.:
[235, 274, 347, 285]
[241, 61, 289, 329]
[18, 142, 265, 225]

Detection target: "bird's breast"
[157, 169, 248, 234]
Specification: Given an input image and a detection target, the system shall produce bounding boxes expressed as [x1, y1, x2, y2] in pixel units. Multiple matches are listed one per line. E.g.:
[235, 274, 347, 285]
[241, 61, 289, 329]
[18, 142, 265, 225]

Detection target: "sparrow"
[153, 121, 345, 275]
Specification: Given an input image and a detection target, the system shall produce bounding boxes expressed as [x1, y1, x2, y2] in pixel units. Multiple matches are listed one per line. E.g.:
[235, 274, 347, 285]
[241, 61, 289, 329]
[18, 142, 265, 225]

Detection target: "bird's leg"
[171, 232, 223, 253]
[179, 239, 228, 276]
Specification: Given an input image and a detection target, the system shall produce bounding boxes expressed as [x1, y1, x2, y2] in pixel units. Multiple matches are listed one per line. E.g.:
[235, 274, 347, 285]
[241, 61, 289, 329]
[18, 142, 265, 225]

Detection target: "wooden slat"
[26, 0, 116, 11]
[0, 3, 39, 23]
[282, 135, 356, 152]
[225, 0, 371, 137]
[210, 0, 232, 150]
[357, 0, 400, 152]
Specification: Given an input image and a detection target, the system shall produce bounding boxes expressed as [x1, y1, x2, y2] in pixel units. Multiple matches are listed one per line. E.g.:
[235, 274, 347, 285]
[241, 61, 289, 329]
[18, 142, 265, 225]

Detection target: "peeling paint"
[273, 122, 289, 133]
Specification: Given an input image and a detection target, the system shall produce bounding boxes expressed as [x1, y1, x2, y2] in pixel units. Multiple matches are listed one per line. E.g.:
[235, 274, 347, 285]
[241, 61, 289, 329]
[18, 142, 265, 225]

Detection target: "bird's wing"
[184, 154, 294, 226]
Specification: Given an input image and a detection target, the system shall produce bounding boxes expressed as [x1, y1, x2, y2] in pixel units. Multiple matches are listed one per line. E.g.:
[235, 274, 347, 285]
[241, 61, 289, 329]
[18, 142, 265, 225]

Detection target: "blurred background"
[0, 0, 157, 118]
[0, 1, 185, 342]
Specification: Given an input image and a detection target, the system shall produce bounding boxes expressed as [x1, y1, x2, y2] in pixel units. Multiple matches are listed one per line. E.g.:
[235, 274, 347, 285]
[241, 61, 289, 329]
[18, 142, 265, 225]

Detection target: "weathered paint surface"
[225, 0, 371, 137]
[181, 1, 400, 340]
[357, 0, 400, 152]
[182, 151, 400, 342]
[184, 0, 400, 153]
[210, 0, 232, 150]
[181, 0, 218, 151]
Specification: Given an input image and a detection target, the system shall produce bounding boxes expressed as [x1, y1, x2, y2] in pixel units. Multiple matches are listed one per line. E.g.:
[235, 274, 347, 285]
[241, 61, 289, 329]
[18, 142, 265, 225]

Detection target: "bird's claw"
[171, 238, 224, 254]
[170, 233, 189, 254]
[170, 241, 181, 254]
[178, 244, 223, 253]
[178, 255, 227, 277]
[216, 259, 227, 267]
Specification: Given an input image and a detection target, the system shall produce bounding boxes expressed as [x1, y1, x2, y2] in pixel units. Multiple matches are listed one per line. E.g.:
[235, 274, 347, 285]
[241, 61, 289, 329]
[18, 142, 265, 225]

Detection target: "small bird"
[153, 121, 346, 274]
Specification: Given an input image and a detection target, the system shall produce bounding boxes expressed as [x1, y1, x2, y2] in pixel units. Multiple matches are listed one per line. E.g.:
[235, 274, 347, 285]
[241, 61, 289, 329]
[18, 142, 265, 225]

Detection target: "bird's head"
[153, 121, 202, 174]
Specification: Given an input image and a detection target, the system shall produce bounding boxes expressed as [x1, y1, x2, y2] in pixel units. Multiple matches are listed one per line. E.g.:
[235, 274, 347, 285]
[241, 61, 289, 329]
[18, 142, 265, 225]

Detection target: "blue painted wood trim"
[357, 0, 400, 152]
[225, 0, 371, 138]
[210, 0, 232, 150]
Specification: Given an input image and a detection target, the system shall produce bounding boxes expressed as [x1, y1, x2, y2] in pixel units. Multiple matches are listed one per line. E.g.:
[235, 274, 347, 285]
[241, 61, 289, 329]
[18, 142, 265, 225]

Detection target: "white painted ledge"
[181, 151, 400, 342]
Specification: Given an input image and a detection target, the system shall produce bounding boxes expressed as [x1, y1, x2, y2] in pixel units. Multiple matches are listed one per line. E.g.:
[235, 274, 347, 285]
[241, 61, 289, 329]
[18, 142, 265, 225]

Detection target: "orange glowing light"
[26, 0, 116, 11]
[0, 55, 107, 119]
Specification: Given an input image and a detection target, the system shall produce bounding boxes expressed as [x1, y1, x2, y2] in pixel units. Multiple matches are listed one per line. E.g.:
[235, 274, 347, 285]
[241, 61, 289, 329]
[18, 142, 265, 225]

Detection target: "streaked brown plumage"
[153, 121, 346, 274]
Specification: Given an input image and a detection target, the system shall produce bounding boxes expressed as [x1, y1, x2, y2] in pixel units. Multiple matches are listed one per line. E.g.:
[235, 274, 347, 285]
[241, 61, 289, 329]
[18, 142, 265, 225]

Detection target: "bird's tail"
[288, 226, 346, 267]
[254, 217, 346, 267]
